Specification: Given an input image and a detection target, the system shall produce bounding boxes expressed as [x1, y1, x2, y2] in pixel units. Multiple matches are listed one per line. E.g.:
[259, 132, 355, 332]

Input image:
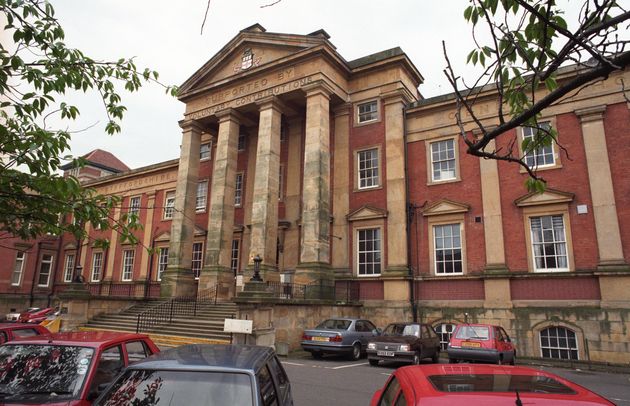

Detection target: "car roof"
[128, 344, 275, 374]
[321, 317, 359, 321]
[0, 323, 45, 330]
[394, 365, 611, 404]
[6, 331, 150, 347]
[455, 323, 497, 328]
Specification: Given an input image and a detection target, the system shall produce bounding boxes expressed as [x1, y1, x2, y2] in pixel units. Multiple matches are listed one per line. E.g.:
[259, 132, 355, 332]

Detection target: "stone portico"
[160, 24, 422, 298]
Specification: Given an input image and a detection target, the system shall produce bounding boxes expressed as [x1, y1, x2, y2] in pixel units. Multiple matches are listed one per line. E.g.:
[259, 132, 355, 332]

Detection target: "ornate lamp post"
[251, 255, 263, 282]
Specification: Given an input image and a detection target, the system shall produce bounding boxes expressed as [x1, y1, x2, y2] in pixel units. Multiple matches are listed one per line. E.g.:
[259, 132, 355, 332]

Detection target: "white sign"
[224, 319, 253, 334]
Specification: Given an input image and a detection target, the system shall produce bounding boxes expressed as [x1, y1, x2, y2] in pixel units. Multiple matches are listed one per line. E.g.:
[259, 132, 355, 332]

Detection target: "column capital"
[381, 88, 415, 106]
[574, 105, 606, 123]
[256, 96, 289, 114]
[178, 119, 204, 132]
[215, 108, 248, 125]
[303, 80, 334, 99]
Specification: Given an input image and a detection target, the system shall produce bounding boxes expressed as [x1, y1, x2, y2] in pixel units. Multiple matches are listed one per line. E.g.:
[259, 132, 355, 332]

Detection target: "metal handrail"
[135, 282, 230, 333]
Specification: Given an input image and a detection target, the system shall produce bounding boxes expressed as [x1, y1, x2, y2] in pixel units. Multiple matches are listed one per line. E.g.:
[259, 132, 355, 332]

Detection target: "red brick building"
[1, 25, 629, 363]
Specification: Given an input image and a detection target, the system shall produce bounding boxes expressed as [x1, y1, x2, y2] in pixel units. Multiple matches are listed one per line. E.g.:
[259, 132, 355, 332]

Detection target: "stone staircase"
[80, 301, 238, 347]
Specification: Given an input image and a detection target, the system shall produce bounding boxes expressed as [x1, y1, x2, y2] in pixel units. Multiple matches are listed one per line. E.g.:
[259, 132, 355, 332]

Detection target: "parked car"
[301, 318, 381, 360]
[366, 322, 440, 366]
[18, 307, 57, 324]
[94, 344, 293, 406]
[0, 322, 50, 344]
[447, 323, 516, 365]
[370, 364, 614, 405]
[5, 307, 41, 322]
[0, 331, 159, 405]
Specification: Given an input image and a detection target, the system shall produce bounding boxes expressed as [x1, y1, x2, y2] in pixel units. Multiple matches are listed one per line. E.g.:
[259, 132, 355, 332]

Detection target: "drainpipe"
[402, 105, 418, 322]
[29, 241, 43, 307]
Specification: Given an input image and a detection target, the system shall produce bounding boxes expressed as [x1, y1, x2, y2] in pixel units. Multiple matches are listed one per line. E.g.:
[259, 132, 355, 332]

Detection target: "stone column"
[383, 92, 410, 278]
[103, 205, 121, 281]
[575, 106, 627, 270]
[247, 97, 282, 281]
[296, 82, 333, 284]
[139, 192, 156, 280]
[161, 119, 203, 298]
[331, 104, 351, 277]
[479, 139, 507, 272]
[201, 109, 241, 293]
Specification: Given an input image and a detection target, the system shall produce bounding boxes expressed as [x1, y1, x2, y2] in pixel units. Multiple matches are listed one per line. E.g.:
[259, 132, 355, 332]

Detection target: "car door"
[499, 327, 515, 355]
[257, 363, 280, 406]
[87, 345, 125, 400]
[267, 355, 292, 406]
[124, 340, 154, 364]
[354, 321, 371, 347]
[494, 327, 511, 359]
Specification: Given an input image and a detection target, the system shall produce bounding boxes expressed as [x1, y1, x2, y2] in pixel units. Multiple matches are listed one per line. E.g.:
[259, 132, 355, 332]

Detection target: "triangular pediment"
[515, 188, 574, 207]
[179, 25, 334, 97]
[422, 199, 470, 217]
[347, 205, 388, 222]
[154, 225, 207, 242]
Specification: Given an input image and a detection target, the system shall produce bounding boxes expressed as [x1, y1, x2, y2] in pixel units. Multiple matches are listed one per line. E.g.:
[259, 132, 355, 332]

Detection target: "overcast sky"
[50, 0, 586, 169]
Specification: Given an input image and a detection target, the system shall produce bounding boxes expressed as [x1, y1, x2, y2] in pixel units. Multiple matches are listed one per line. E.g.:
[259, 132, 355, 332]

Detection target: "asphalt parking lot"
[281, 355, 630, 406]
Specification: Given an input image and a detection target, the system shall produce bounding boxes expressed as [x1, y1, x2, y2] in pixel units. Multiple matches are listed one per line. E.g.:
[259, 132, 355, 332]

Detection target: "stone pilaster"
[162, 119, 203, 298]
[575, 106, 627, 270]
[383, 92, 410, 276]
[103, 205, 121, 281]
[296, 81, 333, 284]
[139, 191, 156, 280]
[479, 139, 507, 272]
[201, 109, 241, 292]
[247, 97, 282, 281]
[331, 104, 351, 277]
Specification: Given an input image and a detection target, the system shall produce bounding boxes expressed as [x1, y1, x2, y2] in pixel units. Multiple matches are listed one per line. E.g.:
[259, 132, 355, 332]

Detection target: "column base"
[160, 267, 197, 298]
[597, 261, 629, 272]
[294, 262, 333, 285]
[199, 265, 234, 300]
[238, 280, 274, 300]
[384, 266, 410, 278]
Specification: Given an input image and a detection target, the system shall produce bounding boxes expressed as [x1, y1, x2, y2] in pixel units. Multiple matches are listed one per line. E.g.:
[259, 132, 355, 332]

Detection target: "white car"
[4, 307, 39, 322]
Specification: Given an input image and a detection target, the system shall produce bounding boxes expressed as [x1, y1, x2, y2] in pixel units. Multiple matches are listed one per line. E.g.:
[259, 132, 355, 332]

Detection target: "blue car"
[301, 318, 381, 360]
[94, 344, 293, 406]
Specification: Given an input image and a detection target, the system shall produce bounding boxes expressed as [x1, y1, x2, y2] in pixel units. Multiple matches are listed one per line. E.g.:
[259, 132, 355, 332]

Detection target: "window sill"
[519, 163, 563, 173]
[354, 185, 383, 193]
[357, 274, 382, 278]
[427, 177, 461, 186]
[433, 272, 465, 277]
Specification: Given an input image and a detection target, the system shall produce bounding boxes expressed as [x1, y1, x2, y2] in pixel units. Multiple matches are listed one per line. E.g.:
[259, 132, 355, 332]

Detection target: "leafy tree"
[0, 0, 177, 248]
[443, 0, 629, 191]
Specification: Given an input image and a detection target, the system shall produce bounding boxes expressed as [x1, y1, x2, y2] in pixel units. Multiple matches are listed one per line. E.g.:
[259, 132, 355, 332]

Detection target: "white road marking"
[282, 362, 305, 366]
[380, 373, 391, 376]
[327, 362, 369, 370]
[610, 398, 630, 403]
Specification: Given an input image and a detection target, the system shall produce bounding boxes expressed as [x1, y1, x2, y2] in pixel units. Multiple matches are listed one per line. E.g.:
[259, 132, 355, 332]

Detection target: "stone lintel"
[483, 265, 510, 275]
[574, 105, 607, 123]
[332, 103, 352, 117]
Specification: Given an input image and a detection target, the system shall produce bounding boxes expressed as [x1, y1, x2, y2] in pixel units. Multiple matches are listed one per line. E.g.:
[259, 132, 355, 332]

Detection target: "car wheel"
[509, 352, 516, 366]
[312, 352, 323, 359]
[431, 350, 439, 363]
[448, 358, 458, 364]
[349, 343, 361, 361]
[412, 352, 421, 365]
[369, 359, 379, 367]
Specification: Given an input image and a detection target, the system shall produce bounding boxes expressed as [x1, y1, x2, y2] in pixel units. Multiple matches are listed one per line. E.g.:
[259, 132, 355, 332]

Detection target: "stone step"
[82, 322, 231, 340]
[78, 327, 231, 347]
[92, 316, 228, 330]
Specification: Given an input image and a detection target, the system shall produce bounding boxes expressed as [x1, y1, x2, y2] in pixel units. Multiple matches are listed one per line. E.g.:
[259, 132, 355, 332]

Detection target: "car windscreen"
[382, 324, 406, 336]
[428, 374, 576, 394]
[96, 369, 254, 406]
[0, 344, 94, 402]
[455, 326, 490, 340]
[315, 319, 351, 330]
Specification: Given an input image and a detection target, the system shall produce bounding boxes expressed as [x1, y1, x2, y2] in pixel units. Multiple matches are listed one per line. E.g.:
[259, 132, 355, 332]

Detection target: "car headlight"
[367, 343, 376, 350]
[399, 344, 410, 352]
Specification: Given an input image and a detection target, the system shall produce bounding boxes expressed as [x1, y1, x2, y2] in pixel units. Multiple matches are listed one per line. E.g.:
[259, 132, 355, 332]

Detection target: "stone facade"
[2, 24, 629, 365]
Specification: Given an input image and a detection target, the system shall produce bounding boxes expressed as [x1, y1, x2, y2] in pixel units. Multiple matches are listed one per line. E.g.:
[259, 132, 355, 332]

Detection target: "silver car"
[301, 318, 381, 360]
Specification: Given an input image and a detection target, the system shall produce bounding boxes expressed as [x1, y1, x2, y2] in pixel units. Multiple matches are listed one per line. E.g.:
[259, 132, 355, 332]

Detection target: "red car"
[371, 364, 614, 405]
[17, 307, 57, 324]
[447, 323, 516, 365]
[0, 323, 51, 344]
[0, 331, 160, 405]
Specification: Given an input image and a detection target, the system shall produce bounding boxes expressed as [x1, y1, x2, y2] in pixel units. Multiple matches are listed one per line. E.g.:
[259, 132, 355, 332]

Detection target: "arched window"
[435, 323, 457, 350]
[539, 326, 578, 360]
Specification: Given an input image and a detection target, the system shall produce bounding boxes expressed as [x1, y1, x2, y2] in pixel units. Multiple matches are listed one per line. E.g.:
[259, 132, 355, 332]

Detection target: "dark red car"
[17, 307, 57, 324]
[447, 323, 516, 365]
[0, 323, 50, 344]
[0, 331, 160, 405]
[371, 364, 614, 405]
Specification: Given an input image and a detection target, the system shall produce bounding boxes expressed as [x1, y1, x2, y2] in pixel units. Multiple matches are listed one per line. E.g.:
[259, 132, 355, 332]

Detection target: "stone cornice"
[574, 105, 607, 123]
[178, 119, 205, 132]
